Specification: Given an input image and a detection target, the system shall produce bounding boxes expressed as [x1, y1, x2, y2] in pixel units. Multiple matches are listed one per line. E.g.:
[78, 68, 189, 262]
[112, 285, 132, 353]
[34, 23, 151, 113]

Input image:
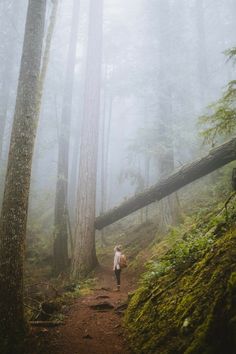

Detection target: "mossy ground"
[124, 214, 236, 354]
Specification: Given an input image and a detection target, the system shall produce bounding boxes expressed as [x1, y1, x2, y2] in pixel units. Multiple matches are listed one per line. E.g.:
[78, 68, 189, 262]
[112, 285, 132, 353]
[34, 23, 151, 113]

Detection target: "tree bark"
[99, 91, 107, 246]
[72, 0, 103, 278]
[99, 92, 113, 246]
[103, 94, 113, 210]
[0, 0, 46, 352]
[95, 137, 236, 230]
[53, 0, 80, 275]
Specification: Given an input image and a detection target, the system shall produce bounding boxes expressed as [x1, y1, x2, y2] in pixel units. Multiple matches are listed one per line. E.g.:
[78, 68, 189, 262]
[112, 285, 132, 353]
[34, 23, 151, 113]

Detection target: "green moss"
[228, 272, 236, 293]
[124, 225, 236, 354]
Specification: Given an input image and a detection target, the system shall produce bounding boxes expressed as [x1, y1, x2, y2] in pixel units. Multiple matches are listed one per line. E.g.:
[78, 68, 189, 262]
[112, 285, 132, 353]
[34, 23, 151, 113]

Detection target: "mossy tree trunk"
[72, 0, 103, 278]
[53, 0, 80, 276]
[0, 0, 46, 352]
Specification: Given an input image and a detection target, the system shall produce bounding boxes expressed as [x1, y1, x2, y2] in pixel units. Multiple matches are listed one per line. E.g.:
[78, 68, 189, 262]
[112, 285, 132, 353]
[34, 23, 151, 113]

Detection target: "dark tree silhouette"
[53, 0, 80, 275]
[0, 0, 46, 351]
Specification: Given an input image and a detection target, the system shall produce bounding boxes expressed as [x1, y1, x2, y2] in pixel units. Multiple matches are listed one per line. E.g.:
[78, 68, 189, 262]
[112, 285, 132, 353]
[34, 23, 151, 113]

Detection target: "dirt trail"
[37, 263, 136, 354]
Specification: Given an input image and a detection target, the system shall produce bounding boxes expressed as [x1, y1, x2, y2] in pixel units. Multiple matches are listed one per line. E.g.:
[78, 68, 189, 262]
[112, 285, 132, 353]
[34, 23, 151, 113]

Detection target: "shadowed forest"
[0, 0, 236, 353]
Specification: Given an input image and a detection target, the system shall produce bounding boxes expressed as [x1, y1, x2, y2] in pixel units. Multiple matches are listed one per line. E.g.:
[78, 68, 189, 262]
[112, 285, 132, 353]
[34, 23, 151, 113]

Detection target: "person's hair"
[115, 245, 122, 252]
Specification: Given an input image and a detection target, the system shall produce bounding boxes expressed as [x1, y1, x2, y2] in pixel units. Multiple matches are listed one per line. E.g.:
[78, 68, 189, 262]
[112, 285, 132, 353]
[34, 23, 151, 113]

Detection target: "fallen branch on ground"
[25, 282, 59, 297]
[30, 321, 65, 327]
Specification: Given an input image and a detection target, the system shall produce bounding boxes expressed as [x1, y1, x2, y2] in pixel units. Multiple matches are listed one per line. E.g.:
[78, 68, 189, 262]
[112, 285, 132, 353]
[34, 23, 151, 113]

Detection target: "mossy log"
[95, 137, 236, 230]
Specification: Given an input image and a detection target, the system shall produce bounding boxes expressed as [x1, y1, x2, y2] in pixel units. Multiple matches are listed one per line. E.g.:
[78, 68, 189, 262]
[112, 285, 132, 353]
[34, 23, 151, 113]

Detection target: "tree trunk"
[144, 156, 150, 221]
[72, 0, 103, 278]
[158, 87, 181, 232]
[100, 92, 113, 246]
[104, 94, 113, 210]
[53, 0, 80, 275]
[156, 0, 180, 233]
[95, 137, 236, 230]
[100, 91, 107, 247]
[68, 132, 80, 226]
[0, 0, 46, 352]
[28, 0, 59, 214]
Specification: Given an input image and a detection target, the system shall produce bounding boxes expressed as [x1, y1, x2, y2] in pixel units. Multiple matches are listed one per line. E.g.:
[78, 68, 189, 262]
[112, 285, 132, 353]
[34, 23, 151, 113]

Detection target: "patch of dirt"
[31, 263, 136, 354]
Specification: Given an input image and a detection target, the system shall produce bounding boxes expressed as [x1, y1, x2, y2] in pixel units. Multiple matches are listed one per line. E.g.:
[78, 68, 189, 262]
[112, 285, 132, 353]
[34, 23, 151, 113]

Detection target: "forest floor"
[31, 258, 136, 354]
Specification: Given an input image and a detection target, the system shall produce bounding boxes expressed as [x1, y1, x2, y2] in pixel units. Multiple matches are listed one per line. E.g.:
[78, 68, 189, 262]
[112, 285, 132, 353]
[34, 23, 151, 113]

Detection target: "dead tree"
[95, 137, 236, 230]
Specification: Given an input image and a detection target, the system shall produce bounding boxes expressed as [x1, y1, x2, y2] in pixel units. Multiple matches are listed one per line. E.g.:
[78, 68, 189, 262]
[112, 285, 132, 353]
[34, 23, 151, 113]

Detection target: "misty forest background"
[0, 0, 234, 255]
[0, 0, 236, 353]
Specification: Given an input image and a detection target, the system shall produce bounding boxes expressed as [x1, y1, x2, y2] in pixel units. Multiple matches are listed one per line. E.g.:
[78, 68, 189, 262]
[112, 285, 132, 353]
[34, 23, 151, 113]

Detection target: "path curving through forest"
[34, 262, 135, 354]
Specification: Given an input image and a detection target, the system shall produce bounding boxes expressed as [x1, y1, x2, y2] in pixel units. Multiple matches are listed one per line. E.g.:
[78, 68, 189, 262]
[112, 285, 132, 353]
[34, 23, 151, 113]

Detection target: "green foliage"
[199, 47, 236, 145]
[225, 47, 236, 64]
[25, 278, 96, 323]
[140, 206, 228, 288]
[124, 208, 236, 354]
[142, 259, 172, 285]
[227, 272, 236, 293]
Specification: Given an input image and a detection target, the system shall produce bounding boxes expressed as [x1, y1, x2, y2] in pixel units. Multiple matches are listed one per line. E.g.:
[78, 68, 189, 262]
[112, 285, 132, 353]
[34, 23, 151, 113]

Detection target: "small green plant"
[142, 259, 173, 285]
[140, 203, 231, 287]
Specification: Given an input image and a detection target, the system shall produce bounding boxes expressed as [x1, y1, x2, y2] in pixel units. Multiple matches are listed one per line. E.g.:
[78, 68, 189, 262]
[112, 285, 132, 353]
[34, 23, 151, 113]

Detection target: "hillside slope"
[124, 212, 236, 354]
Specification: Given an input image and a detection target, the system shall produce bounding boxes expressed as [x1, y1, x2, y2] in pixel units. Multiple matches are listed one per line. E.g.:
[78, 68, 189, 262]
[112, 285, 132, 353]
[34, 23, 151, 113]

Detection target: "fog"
[0, 0, 235, 232]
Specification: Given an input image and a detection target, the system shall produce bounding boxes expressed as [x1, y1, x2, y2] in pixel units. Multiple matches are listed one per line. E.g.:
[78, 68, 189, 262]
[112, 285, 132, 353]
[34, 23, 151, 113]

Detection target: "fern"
[225, 47, 236, 64]
[199, 47, 236, 145]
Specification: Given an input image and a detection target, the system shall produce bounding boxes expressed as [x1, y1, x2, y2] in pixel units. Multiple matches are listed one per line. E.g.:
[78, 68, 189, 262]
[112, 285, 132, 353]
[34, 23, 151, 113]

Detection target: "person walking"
[113, 245, 122, 291]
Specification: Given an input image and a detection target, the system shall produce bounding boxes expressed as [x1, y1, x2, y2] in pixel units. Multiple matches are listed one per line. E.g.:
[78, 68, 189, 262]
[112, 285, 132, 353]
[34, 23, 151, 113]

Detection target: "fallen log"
[95, 137, 236, 230]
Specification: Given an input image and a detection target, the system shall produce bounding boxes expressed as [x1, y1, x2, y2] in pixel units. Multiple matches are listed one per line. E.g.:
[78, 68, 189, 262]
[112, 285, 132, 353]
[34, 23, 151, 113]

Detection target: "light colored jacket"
[113, 250, 121, 270]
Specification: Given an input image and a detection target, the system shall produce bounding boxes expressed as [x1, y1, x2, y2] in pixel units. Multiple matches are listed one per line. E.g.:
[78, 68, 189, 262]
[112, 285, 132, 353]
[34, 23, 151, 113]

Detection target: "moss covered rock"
[124, 228, 236, 353]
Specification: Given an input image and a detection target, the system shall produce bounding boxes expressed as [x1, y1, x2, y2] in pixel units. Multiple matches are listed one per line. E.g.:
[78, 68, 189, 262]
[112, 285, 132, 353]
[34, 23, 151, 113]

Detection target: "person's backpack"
[119, 254, 127, 269]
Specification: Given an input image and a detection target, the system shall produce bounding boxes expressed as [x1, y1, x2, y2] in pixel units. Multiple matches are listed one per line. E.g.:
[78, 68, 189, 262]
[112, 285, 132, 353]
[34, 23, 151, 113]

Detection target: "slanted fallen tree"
[95, 137, 236, 230]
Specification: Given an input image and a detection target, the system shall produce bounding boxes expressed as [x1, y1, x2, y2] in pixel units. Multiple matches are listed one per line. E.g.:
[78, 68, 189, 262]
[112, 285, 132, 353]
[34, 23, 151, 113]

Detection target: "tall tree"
[0, 0, 46, 352]
[156, 0, 180, 232]
[99, 90, 113, 245]
[53, 0, 80, 275]
[72, 0, 103, 278]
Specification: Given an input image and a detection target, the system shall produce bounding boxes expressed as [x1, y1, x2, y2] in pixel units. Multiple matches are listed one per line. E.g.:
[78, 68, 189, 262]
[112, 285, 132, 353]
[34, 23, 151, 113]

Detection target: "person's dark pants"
[115, 268, 121, 286]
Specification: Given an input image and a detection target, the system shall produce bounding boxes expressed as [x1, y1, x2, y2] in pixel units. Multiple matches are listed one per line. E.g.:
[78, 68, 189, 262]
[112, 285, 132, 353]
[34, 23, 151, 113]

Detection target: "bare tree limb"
[95, 137, 236, 230]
